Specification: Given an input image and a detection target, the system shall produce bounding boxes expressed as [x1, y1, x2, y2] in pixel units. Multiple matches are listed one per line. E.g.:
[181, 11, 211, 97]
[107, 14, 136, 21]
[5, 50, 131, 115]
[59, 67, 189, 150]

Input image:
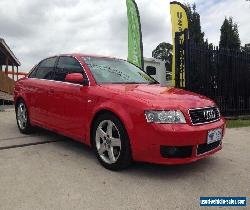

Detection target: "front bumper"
[131, 118, 226, 165]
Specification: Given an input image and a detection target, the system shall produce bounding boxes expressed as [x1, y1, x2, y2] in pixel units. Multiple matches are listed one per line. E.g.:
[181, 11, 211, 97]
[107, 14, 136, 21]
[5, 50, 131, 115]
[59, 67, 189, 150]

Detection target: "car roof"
[57, 53, 124, 61]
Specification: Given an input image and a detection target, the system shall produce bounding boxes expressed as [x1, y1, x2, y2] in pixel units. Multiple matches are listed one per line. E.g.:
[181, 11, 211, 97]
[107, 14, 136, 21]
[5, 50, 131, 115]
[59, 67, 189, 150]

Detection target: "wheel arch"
[14, 96, 31, 121]
[15, 96, 25, 110]
[88, 108, 133, 147]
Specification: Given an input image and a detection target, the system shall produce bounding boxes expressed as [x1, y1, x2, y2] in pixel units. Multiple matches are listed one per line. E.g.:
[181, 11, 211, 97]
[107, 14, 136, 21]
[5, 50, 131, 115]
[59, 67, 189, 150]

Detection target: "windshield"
[83, 57, 157, 84]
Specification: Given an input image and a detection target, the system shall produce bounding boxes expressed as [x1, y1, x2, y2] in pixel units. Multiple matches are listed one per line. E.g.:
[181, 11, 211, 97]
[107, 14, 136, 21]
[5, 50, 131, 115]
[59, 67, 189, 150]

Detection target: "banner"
[126, 0, 144, 69]
[170, 1, 189, 87]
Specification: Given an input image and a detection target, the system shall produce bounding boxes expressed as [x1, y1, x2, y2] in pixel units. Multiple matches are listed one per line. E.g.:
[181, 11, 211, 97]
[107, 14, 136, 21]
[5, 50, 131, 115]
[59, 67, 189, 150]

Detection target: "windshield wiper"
[149, 81, 159, 84]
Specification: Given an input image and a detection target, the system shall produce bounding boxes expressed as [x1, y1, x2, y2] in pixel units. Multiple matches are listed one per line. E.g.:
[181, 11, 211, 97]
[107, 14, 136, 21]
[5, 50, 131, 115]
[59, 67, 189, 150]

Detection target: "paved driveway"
[0, 110, 249, 210]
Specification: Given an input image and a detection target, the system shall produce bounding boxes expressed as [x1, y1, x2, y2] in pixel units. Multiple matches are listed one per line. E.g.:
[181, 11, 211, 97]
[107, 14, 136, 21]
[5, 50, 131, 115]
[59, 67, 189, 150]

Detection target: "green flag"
[126, 0, 144, 69]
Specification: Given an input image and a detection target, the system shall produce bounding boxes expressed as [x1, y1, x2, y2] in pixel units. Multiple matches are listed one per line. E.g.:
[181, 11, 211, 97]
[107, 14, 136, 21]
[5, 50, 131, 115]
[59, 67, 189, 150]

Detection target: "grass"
[227, 120, 250, 128]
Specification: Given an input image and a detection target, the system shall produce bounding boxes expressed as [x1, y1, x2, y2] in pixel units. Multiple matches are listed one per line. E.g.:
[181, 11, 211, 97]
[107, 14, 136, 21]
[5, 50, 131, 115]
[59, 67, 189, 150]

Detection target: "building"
[0, 38, 21, 102]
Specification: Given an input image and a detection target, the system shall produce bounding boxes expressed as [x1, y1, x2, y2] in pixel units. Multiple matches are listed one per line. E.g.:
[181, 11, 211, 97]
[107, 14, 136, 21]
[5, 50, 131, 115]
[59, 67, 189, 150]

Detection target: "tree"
[185, 3, 205, 44]
[152, 42, 173, 71]
[219, 17, 241, 50]
[152, 42, 172, 62]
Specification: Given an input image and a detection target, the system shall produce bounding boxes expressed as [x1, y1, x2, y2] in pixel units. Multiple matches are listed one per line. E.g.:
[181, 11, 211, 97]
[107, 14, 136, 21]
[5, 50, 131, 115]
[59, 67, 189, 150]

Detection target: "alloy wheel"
[17, 102, 27, 130]
[95, 120, 122, 164]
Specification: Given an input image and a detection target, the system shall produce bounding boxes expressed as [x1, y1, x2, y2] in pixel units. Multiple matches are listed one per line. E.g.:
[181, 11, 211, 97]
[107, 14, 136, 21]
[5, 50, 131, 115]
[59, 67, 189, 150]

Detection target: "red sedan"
[14, 54, 226, 170]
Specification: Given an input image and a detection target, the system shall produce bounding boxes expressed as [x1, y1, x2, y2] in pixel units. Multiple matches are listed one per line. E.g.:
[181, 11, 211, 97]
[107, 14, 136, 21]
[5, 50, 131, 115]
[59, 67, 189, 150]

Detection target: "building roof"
[0, 38, 21, 66]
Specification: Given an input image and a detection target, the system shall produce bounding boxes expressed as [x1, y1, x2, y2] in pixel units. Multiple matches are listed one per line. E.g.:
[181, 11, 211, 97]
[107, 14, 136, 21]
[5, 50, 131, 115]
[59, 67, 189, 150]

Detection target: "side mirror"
[65, 73, 84, 84]
[146, 66, 156, 75]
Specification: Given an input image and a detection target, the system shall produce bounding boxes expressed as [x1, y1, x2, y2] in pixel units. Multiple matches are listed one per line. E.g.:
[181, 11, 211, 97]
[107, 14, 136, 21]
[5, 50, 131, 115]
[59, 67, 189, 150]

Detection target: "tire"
[92, 113, 132, 171]
[15, 99, 34, 134]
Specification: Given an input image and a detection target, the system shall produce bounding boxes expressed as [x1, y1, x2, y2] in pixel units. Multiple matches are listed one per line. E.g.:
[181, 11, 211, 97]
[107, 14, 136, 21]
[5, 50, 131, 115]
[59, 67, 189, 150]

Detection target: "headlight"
[145, 110, 186, 124]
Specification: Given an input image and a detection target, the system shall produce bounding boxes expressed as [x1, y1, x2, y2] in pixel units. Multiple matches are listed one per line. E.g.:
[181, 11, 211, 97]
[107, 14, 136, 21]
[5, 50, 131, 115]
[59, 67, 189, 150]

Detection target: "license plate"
[207, 128, 222, 144]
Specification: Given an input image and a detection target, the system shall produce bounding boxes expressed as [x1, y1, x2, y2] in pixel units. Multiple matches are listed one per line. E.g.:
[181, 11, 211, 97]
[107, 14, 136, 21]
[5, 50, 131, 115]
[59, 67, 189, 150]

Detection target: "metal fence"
[175, 31, 250, 116]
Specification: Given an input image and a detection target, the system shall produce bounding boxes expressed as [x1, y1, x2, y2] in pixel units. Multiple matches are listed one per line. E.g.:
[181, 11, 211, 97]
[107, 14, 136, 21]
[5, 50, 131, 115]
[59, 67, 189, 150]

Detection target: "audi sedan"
[14, 54, 226, 170]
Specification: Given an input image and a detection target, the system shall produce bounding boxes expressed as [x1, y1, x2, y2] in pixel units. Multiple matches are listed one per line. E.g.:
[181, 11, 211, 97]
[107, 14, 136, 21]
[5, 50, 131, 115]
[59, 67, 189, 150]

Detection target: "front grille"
[160, 146, 193, 158]
[189, 107, 220, 125]
[197, 141, 221, 155]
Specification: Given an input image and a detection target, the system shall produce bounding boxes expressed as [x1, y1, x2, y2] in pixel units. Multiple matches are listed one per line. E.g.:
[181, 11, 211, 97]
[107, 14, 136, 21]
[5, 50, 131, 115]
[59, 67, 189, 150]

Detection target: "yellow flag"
[170, 1, 189, 87]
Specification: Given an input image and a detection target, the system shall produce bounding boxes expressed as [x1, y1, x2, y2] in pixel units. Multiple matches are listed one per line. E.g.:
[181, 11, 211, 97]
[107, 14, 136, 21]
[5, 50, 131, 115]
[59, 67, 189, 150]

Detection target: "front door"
[51, 56, 89, 141]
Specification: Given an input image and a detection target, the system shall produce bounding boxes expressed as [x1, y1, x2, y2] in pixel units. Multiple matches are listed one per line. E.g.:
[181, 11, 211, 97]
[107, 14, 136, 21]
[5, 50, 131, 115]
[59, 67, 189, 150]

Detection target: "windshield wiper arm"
[149, 81, 159, 84]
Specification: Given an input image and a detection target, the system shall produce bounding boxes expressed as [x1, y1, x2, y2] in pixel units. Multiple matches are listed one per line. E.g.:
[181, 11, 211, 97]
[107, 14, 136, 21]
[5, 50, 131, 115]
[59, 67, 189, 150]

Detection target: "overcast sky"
[0, 0, 249, 72]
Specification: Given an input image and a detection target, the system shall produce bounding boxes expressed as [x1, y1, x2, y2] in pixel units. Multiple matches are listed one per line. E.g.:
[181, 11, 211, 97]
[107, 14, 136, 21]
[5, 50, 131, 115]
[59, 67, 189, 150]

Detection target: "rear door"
[27, 57, 57, 125]
[50, 56, 89, 140]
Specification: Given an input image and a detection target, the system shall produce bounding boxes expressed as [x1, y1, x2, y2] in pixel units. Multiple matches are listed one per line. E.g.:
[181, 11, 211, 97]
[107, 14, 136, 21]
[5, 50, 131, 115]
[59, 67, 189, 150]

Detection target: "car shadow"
[32, 128, 220, 179]
[124, 158, 217, 179]
[34, 127, 95, 157]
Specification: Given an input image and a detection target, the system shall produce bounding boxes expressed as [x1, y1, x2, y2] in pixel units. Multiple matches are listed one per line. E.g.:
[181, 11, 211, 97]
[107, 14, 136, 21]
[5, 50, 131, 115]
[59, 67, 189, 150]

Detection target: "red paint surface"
[14, 54, 225, 165]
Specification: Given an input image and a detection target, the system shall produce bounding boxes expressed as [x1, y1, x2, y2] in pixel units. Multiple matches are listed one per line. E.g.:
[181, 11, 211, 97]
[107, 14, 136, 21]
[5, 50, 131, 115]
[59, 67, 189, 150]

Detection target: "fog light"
[160, 145, 193, 158]
[166, 147, 178, 156]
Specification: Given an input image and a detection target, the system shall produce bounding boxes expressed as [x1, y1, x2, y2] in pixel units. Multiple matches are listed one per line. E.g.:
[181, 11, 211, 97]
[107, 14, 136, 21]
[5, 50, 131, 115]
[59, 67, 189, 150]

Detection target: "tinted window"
[35, 57, 57, 80]
[28, 65, 38, 78]
[40, 57, 57, 68]
[54, 56, 84, 81]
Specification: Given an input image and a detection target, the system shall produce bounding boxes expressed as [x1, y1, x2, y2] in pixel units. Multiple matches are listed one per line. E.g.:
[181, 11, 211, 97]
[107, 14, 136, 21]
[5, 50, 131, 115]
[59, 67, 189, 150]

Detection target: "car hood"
[100, 84, 215, 110]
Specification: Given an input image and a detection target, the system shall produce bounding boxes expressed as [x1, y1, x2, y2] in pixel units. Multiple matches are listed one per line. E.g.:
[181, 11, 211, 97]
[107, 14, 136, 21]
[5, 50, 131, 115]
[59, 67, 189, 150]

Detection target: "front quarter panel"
[85, 86, 148, 150]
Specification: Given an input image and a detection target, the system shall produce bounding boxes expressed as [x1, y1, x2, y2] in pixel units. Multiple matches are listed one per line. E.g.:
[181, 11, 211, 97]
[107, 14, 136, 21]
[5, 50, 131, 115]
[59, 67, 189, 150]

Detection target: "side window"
[35, 57, 57, 80]
[28, 65, 39, 78]
[54, 56, 85, 82]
